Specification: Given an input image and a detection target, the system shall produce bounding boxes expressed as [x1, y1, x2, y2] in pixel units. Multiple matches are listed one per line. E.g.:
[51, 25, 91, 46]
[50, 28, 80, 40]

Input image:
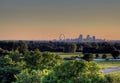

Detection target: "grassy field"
[53, 52, 113, 59]
[95, 60, 120, 69]
[53, 52, 120, 69]
[53, 52, 83, 58]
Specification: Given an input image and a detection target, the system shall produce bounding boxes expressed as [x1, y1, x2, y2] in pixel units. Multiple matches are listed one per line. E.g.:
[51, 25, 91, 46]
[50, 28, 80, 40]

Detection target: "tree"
[24, 51, 62, 70]
[64, 43, 77, 53]
[0, 48, 9, 56]
[111, 50, 120, 59]
[43, 60, 106, 83]
[17, 41, 28, 54]
[9, 50, 23, 62]
[82, 53, 94, 62]
[0, 55, 21, 83]
[13, 69, 48, 83]
[95, 54, 99, 58]
[38, 52, 63, 70]
[102, 54, 107, 59]
[24, 50, 42, 69]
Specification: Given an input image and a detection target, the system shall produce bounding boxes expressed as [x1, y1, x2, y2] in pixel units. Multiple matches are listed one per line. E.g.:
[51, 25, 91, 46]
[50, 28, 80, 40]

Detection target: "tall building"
[86, 35, 90, 40]
[78, 34, 83, 41]
[93, 36, 96, 41]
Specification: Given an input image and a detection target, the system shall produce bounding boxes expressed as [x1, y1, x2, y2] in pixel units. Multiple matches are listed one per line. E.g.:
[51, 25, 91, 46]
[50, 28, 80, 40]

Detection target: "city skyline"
[0, 0, 120, 40]
[54, 34, 106, 42]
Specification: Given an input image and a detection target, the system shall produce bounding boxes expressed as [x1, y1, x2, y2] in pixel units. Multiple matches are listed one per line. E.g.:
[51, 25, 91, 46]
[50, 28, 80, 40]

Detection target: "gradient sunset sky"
[0, 0, 120, 40]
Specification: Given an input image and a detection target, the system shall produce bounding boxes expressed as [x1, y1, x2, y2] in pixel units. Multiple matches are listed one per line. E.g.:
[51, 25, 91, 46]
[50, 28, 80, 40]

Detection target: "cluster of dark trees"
[0, 40, 120, 53]
[0, 40, 119, 60]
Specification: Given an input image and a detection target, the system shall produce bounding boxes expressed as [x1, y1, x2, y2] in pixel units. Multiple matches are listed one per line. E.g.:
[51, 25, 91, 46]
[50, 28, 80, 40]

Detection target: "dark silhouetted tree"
[95, 54, 99, 58]
[111, 50, 120, 59]
[17, 41, 28, 54]
[64, 43, 77, 53]
[82, 53, 94, 62]
[102, 54, 107, 59]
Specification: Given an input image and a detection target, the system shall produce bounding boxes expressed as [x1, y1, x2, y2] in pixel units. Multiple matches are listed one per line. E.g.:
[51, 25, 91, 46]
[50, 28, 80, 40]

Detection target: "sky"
[0, 0, 120, 40]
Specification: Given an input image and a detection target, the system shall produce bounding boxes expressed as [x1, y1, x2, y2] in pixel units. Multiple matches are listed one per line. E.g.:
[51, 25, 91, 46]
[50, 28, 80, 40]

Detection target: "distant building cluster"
[53, 34, 105, 42]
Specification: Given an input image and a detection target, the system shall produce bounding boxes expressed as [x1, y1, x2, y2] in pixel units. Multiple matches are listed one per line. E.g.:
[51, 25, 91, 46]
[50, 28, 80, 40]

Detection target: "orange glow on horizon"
[0, 0, 120, 40]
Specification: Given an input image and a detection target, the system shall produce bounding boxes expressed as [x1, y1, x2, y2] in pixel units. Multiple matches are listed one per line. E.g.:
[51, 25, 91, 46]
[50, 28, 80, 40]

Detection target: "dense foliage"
[82, 53, 94, 61]
[111, 50, 120, 59]
[43, 60, 106, 83]
[0, 49, 62, 83]
[13, 69, 48, 83]
[0, 41, 120, 54]
[0, 55, 22, 83]
[0, 41, 120, 83]
[24, 50, 62, 70]
[105, 71, 120, 83]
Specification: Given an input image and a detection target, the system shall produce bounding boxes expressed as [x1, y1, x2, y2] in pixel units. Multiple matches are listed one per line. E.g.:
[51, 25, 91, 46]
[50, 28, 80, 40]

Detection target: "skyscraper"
[79, 34, 83, 41]
[86, 35, 90, 40]
[93, 36, 96, 41]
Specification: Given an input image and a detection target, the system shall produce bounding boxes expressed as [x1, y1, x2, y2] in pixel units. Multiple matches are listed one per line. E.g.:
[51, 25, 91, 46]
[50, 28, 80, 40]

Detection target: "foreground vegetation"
[105, 71, 120, 83]
[0, 41, 120, 83]
[0, 49, 120, 83]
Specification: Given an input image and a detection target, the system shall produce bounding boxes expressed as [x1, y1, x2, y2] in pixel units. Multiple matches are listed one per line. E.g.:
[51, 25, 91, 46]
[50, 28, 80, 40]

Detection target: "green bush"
[111, 50, 120, 59]
[13, 69, 49, 83]
[42, 60, 106, 83]
[24, 51, 63, 70]
[0, 55, 21, 83]
[102, 54, 107, 59]
[105, 72, 120, 83]
[82, 53, 94, 61]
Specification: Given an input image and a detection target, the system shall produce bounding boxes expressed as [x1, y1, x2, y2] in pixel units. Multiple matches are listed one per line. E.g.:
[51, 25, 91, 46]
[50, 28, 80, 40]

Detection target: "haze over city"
[0, 0, 120, 40]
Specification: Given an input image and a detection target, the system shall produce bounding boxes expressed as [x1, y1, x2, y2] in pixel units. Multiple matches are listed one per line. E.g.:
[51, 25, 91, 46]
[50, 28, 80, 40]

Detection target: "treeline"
[0, 41, 120, 53]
